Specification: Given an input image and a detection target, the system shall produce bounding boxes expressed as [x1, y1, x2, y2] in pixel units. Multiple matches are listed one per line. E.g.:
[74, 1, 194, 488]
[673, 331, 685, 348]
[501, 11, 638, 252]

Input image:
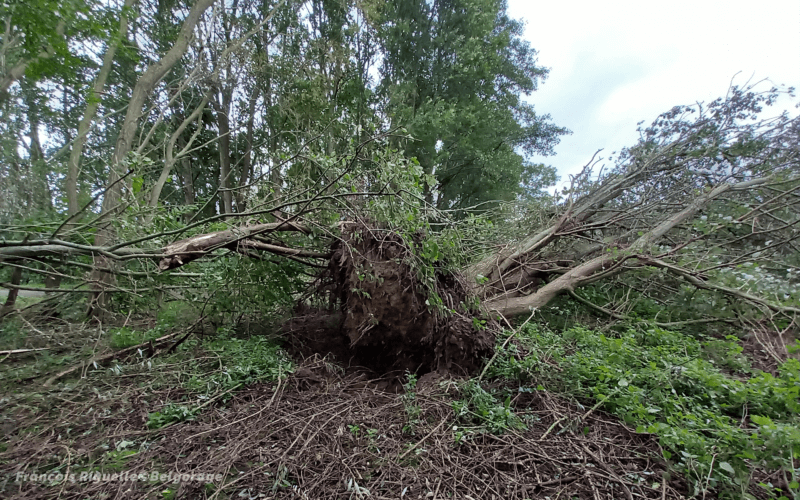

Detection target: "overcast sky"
[506, 0, 800, 185]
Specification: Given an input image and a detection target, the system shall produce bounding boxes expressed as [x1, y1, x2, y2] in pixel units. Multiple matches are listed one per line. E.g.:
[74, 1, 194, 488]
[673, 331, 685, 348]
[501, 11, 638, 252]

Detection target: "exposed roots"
[284, 222, 494, 376]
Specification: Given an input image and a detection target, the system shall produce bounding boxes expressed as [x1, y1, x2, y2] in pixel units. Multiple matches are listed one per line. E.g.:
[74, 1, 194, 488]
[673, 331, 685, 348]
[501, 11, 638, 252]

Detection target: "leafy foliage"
[452, 379, 525, 435]
[147, 403, 199, 429]
[378, 0, 567, 211]
[183, 334, 293, 394]
[491, 323, 800, 498]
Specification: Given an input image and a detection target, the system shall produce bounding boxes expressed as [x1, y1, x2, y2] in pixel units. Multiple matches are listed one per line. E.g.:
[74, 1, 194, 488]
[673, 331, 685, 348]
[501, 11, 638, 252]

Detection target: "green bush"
[499, 324, 800, 498]
[147, 404, 199, 429]
[108, 326, 162, 349]
[452, 379, 525, 435]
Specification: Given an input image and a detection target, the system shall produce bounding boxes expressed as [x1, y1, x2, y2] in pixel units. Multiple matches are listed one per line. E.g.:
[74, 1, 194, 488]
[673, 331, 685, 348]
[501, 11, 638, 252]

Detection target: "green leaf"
[750, 415, 772, 426]
[132, 176, 144, 194]
[718, 462, 735, 474]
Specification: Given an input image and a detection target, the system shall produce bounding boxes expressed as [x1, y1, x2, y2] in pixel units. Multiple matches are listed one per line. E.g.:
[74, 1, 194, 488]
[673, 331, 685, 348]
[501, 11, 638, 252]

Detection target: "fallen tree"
[1, 84, 798, 369]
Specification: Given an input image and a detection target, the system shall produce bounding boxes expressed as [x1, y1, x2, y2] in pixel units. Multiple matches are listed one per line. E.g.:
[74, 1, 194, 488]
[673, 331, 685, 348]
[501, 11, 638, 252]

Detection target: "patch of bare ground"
[740, 325, 799, 375]
[0, 355, 690, 500]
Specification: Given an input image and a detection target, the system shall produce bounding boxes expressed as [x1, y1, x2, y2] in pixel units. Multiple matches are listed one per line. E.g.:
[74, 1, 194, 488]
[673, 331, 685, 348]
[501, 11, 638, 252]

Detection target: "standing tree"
[377, 0, 567, 211]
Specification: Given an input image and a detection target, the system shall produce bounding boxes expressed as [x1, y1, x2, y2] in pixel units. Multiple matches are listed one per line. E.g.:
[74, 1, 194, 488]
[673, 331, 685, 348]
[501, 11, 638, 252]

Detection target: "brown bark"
[0, 266, 22, 319]
[44, 274, 61, 296]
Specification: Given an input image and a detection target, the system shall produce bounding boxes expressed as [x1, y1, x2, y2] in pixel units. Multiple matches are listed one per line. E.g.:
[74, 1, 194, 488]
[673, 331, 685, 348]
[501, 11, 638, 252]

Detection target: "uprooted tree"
[2, 84, 798, 373]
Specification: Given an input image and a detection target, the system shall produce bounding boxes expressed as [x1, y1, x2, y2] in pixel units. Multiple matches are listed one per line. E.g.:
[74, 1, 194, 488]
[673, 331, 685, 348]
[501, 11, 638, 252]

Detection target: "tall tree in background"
[0, 0, 569, 315]
[378, 0, 567, 212]
[90, 0, 215, 315]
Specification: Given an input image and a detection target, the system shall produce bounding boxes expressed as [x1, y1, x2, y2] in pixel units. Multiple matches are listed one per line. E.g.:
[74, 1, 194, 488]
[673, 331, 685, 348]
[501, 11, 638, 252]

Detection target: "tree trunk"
[66, 0, 134, 217]
[236, 86, 259, 212]
[100, 0, 215, 218]
[212, 90, 234, 216]
[90, 0, 216, 318]
[483, 178, 770, 317]
[149, 91, 211, 210]
[178, 134, 196, 221]
[0, 266, 22, 320]
[21, 82, 52, 213]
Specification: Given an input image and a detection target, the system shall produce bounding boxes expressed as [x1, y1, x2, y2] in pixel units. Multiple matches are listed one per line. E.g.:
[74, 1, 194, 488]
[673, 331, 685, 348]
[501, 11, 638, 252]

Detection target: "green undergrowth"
[451, 379, 525, 435]
[182, 332, 293, 393]
[486, 323, 800, 499]
[142, 330, 293, 428]
[2, 298, 294, 428]
[107, 325, 163, 349]
[398, 371, 524, 452]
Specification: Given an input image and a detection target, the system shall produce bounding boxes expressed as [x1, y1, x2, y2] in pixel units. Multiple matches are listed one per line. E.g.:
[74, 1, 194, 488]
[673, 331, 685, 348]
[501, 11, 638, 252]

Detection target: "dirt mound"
[283, 223, 494, 375]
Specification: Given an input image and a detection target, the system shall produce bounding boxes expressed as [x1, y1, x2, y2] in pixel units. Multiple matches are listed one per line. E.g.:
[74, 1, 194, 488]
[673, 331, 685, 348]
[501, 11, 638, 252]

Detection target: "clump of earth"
[283, 222, 495, 376]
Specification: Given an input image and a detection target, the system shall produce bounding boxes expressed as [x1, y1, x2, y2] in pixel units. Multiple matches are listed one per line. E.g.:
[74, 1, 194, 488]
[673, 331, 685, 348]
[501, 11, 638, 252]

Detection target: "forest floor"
[0, 313, 690, 500]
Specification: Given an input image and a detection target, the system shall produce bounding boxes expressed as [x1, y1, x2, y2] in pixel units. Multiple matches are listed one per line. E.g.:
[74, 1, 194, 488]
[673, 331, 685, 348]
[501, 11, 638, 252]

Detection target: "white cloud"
[507, 0, 800, 184]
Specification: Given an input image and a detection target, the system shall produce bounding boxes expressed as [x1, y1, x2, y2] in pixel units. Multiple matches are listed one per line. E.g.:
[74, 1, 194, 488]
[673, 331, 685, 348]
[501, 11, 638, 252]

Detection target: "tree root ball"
[283, 222, 495, 376]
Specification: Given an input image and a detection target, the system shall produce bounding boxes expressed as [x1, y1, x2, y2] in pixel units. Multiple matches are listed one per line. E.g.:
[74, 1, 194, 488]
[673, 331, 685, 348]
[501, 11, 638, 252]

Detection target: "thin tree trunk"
[0, 266, 22, 320]
[100, 0, 215, 218]
[264, 50, 282, 199]
[236, 87, 258, 212]
[90, 0, 215, 318]
[212, 91, 234, 215]
[21, 82, 53, 214]
[66, 0, 135, 216]
[178, 134, 196, 222]
[149, 91, 211, 209]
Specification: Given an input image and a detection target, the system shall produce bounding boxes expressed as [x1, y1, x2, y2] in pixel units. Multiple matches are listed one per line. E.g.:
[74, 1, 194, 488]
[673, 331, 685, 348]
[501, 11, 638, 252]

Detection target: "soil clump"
[283, 222, 494, 376]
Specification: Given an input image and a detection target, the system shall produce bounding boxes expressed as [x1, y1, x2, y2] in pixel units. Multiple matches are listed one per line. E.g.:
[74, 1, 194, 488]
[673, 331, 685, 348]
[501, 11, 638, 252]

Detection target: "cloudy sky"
[506, 0, 800, 185]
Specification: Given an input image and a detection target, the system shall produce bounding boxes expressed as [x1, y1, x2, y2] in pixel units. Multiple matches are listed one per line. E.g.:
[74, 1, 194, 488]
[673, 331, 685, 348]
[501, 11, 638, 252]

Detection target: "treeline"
[0, 0, 567, 225]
